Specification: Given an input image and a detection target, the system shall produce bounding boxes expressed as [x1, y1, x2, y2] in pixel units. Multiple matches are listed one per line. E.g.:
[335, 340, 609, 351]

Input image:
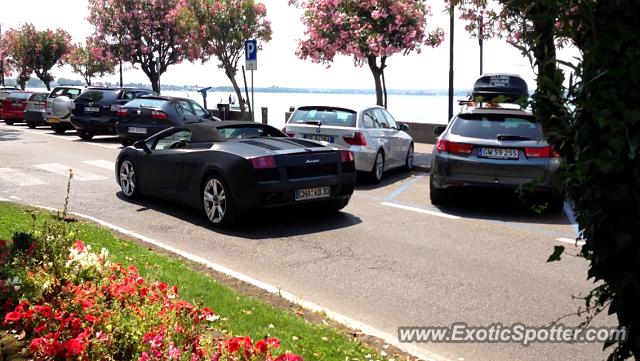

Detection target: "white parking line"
[33, 163, 107, 181]
[0, 168, 47, 186]
[11, 127, 120, 150]
[381, 201, 462, 220]
[83, 160, 116, 170]
[556, 237, 585, 247]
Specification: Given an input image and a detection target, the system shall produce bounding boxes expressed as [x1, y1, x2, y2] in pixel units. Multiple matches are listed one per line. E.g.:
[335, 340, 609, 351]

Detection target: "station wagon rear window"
[451, 113, 544, 140]
[7, 92, 32, 100]
[289, 107, 356, 127]
[124, 98, 167, 108]
[77, 90, 118, 102]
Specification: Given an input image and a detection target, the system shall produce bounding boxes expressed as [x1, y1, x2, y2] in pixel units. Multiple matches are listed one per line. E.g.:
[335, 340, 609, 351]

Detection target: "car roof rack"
[459, 73, 530, 112]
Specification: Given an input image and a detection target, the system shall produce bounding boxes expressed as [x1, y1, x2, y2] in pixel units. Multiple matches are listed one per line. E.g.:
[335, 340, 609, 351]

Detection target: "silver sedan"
[283, 105, 414, 182]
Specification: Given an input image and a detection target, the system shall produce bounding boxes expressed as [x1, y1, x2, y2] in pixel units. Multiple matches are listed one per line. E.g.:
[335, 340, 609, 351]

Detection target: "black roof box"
[471, 74, 529, 103]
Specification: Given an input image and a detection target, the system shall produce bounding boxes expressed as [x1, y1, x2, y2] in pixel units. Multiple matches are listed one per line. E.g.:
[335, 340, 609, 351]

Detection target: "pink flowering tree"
[65, 38, 117, 86]
[2, 24, 71, 90]
[180, 0, 272, 115]
[0, 33, 13, 86]
[88, 0, 192, 93]
[291, 0, 444, 108]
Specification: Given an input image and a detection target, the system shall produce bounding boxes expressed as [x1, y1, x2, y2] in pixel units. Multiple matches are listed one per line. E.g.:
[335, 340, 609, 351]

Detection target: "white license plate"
[295, 186, 330, 201]
[11, 102, 21, 107]
[479, 147, 519, 159]
[128, 127, 147, 134]
[48, 117, 60, 123]
[304, 134, 334, 143]
[85, 106, 100, 112]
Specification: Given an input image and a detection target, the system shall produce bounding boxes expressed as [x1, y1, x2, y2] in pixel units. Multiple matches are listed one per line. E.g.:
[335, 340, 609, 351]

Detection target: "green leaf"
[547, 245, 565, 263]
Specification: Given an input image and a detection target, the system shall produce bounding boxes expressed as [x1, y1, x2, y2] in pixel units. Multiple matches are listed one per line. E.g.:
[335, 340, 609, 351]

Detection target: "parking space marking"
[556, 237, 585, 247]
[381, 201, 462, 220]
[9, 127, 121, 150]
[33, 163, 108, 181]
[383, 175, 425, 202]
[83, 160, 116, 170]
[0, 168, 47, 186]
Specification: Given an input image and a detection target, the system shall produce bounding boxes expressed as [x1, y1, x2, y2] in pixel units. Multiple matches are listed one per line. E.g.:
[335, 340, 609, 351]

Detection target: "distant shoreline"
[12, 78, 470, 97]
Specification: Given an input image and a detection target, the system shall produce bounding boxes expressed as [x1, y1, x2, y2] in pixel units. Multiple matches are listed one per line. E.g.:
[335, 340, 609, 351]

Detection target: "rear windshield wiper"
[497, 134, 531, 141]
[303, 120, 322, 126]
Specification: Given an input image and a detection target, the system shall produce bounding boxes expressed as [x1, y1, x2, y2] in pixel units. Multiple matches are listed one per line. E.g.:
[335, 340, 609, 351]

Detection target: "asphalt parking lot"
[0, 123, 613, 361]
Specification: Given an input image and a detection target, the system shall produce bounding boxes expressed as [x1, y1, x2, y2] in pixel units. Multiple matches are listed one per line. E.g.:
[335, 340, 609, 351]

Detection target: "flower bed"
[1, 222, 302, 360]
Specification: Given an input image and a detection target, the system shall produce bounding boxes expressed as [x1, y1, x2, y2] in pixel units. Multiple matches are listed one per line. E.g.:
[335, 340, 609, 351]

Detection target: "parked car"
[1, 91, 34, 125]
[282, 105, 414, 182]
[0, 90, 15, 121]
[429, 74, 563, 211]
[70, 88, 156, 140]
[44, 85, 86, 134]
[115, 121, 356, 226]
[24, 92, 51, 128]
[115, 95, 219, 146]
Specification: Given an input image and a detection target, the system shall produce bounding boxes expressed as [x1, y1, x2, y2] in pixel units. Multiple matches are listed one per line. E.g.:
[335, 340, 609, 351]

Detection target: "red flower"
[34, 305, 52, 318]
[74, 240, 85, 252]
[275, 352, 304, 361]
[64, 337, 85, 356]
[4, 311, 22, 323]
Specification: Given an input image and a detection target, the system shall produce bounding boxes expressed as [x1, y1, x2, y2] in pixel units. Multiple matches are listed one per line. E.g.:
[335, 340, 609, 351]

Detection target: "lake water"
[27, 87, 459, 129]
[165, 91, 458, 129]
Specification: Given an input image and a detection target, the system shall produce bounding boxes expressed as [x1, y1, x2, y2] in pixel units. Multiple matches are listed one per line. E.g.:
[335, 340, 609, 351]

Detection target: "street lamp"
[478, 13, 484, 75]
[0, 23, 4, 86]
[448, 4, 454, 123]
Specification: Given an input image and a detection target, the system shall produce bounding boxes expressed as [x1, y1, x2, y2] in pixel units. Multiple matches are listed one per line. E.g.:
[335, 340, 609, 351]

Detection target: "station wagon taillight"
[251, 155, 277, 169]
[151, 110, 168, 120]
[524, 146, 560, 158]
[340, 150, 355, 163]
[436, 139, 473, 154]
[116, 109, 128, 117]
[343, 131, 367, 146]
[282, 127, 295, 137]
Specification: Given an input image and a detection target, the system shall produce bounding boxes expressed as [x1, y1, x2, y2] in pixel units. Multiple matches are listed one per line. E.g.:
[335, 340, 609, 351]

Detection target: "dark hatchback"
[70, 88, 156, 140]
[115, 96, 218, 146]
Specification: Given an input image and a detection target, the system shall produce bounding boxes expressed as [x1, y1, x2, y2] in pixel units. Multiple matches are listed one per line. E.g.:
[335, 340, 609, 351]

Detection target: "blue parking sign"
[245, 40, 258, 70]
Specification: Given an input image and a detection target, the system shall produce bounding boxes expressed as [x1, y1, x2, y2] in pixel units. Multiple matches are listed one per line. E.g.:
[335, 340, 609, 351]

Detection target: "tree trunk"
[367, 55, 384, 107]
[225, 65, 249, 120]
[151, 76, 160, 94]
[381, 69, 388, 109]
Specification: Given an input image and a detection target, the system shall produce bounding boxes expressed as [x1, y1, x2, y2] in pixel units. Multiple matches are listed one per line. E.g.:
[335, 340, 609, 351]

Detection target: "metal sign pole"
[251, 70, 255, 122]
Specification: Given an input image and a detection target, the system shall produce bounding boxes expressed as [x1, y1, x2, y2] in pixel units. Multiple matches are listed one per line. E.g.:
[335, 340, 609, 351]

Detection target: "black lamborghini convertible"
[115, 121, 356, 226]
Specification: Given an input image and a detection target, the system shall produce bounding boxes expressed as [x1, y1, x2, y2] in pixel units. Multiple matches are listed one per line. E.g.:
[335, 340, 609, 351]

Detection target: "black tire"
[118, 158, 141, 199]
[404, 143, 414, 171]
[202, 174, 236, 227]
[369, 150, 385, 183]
[26, 121, 37, 129]
[120, 138, 133, 147]
[4, 120, 14, 125]
[51, 123, 66, 134]
[78, 129, 94, 141]
[429, 176, 449, 205]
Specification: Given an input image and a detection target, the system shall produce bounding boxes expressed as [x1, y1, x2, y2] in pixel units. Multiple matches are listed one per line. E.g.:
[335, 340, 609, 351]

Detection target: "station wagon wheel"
[4, 120, 14, 125]
[369, 151, 384, 183]
[119, 159, 139, 198]
[202, 175, 236, 227]
[78, 129, 94, 141]
[51, 124, 66, 134]
[405, 143, 414, 171]
[26, 121, 37, 129]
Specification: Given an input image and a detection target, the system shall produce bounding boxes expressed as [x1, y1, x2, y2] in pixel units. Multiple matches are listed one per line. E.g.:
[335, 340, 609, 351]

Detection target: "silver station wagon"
[283, 105, 414, 182]
[430, 74, 563, 211]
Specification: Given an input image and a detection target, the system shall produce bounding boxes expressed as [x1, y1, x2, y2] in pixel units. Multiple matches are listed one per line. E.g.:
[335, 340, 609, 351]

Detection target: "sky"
[0, 0, 555, 91]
